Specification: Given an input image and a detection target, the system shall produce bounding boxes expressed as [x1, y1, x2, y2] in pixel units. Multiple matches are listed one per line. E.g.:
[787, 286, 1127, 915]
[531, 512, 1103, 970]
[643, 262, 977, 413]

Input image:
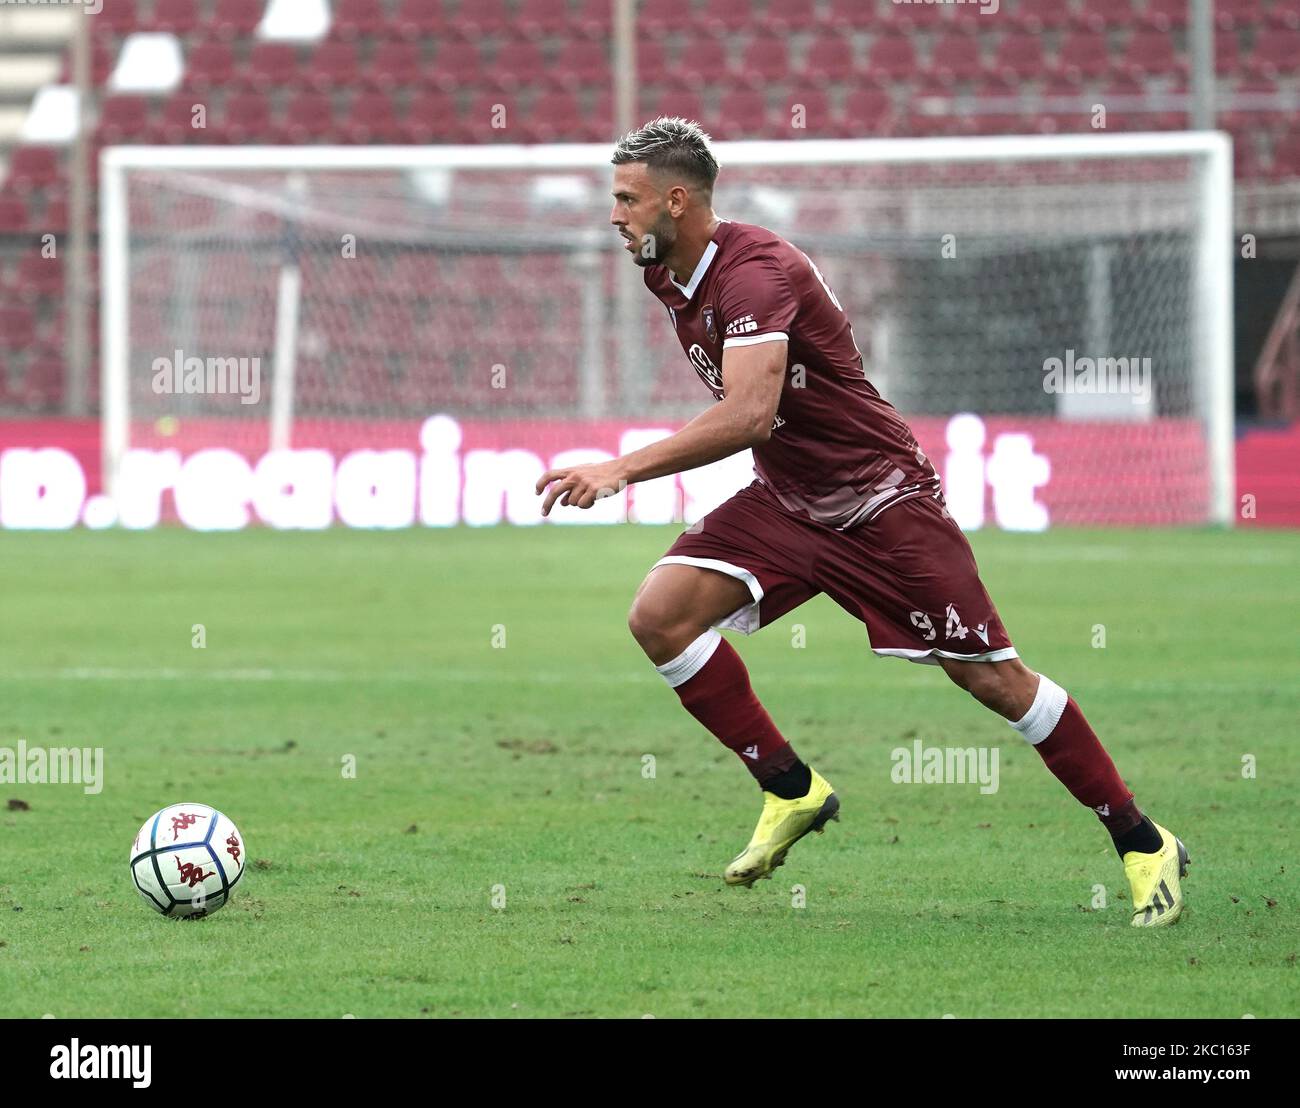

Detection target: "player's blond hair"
[611, 117, 720, 195]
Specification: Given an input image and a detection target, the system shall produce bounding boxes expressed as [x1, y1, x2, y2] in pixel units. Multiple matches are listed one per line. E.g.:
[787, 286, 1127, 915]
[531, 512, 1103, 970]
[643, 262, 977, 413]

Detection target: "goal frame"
[100, 132, 1235, 525]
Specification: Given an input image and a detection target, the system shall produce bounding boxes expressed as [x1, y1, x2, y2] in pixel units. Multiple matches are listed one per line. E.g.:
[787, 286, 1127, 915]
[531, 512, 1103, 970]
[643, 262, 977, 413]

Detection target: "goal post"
[100, 132, 1234, 529]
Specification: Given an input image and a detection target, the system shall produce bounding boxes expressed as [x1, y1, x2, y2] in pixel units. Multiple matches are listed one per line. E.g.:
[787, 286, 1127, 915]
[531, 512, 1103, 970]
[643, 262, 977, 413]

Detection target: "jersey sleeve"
[714, 253, 798, 350]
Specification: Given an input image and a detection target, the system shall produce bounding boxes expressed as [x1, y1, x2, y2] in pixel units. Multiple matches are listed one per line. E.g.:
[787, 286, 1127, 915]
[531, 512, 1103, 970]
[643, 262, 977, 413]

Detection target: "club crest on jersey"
[702, 305, 718, 344]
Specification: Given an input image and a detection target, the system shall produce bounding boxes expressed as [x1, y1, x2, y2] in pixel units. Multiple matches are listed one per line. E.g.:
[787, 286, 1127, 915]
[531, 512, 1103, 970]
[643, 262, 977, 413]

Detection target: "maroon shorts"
[655, 481, 1016, 665]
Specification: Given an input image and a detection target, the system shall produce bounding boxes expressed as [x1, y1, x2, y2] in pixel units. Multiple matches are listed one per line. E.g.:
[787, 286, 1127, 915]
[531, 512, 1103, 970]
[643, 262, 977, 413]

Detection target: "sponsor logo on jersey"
[688, 344, 725, 396]
[725, 314, 758, 336]
[702, 305, 717, 344]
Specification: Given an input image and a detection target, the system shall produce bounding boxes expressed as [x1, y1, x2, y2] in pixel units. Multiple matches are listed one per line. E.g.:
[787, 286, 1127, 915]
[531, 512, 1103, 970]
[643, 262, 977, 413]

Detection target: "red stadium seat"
[1267, 129, 1300, 180]
[584, 90, 616, 141]
[223, 90, 279, 142]
[639, 0, 696, 40]
[0, 193, 28, 233]
[798, 34, 856, 86]
[739, 34, 792, 87]
[1073, 0, 1138, 30]
[717, 89, 772, 138]
[305, 41, 360, 92]
[184, 40, 237, 90]
[1250, 26, 1300, 75]
[7, 146, 61, 192]
[993, 31, 1047, 81]
[1055, 30, 1113, 79]
[395, 0, 448, 39]
[697, 1, 761, 36]
[568, 0, 614, 38]
[369, 39, 423, 90]
[879, 0, 952, 29]
[428, 40, 492, 93]
[524, 90, 585, 142]
[765, 0, 820, 33]
[552, 40, 611, 92]
[403, 90, 468, 142]
[864, 31, 919, 81]
[343, 92, 403, 142]
[97, 96, 153, 143]
[516, 0, 574, 37]
[489, 39, 548, 93]
[17, 252, 63, 299]
[1142, 0, 1189, 30]
[1005, 0, 1074, 31]
[152, 0, 201, 34]
[448, 0, 513, 40]
[91, 0, 145, 37]
[332, 0, 387, 40]
[283, 91, 337, 142]
[673, 38, 732, 91]
[928, 30, 987, 84]
[43, 191, 70, 234]
[1214, 28, 1242, 75]
[0, 306, 37, 350]
[821, 0, 883, 29]
[1120, 29, 1183, 77]
[212, 0, 265, 40]
[247, 43, 301, 90]
[839, 87, 895, 137]
[1213, 0, 1264, 30]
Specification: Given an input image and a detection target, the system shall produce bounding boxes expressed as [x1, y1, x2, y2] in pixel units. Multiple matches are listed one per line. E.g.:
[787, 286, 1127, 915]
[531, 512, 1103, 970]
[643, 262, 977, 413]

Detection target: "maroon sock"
[1014, 676, 1140, 835]
[656, 630, 797, 784]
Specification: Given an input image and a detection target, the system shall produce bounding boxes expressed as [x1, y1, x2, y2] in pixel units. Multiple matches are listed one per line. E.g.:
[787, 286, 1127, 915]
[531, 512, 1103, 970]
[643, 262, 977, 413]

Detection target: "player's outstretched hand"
[536, 462, 628, 517]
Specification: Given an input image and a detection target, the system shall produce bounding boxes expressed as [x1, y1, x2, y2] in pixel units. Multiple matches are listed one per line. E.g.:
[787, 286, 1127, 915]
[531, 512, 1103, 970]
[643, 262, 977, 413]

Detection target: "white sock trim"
[655, 629, 723, 689]
[1009, 673, 1068, 746]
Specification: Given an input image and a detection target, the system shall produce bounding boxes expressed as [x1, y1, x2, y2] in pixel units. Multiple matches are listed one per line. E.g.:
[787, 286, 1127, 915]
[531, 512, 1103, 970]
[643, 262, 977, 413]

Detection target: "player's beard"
[631, 210, 676, 267]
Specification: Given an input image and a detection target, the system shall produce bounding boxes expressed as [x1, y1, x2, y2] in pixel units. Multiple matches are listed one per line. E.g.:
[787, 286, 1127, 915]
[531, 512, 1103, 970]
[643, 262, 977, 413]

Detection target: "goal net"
[100, 135, 1233, 530]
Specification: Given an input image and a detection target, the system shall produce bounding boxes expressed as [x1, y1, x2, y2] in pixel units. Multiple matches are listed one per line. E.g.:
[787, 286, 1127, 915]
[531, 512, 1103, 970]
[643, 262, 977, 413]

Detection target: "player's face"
[610, 163, 676, 268]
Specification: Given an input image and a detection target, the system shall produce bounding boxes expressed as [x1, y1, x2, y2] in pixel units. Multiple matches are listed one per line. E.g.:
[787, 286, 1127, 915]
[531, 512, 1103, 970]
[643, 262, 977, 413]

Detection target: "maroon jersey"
[644, 219, 939, 530]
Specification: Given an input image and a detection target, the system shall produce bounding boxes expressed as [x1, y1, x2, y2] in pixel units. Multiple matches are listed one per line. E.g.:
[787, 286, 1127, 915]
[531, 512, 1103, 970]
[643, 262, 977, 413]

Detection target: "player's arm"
[535, 339, 787, 516]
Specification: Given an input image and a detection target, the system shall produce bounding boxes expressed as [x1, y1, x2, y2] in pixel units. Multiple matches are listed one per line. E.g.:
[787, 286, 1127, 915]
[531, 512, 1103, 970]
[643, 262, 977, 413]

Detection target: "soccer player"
[535, 118, 1189, 928]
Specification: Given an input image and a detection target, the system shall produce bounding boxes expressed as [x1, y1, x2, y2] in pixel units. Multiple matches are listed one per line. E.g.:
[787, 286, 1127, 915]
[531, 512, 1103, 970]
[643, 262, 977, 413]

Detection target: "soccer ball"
[129, 802, 246, 918]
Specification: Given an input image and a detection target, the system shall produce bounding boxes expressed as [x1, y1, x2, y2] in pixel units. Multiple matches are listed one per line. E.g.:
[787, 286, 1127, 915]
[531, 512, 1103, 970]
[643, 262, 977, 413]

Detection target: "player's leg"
[937, 653, 1146, 840]
[937, 652, 1189, 927]
[630, 484, 838, 886]
[818, 492, 1188, 925]
[628, 558, 813, 790]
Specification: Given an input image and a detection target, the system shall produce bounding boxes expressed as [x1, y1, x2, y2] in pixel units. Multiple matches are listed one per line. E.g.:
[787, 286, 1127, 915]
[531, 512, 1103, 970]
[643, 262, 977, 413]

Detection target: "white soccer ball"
[129, 802, 246, 918]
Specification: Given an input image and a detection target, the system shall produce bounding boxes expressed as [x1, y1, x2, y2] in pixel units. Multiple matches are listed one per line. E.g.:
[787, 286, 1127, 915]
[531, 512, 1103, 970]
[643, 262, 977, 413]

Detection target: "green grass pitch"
[0, 524, 1295, 1018]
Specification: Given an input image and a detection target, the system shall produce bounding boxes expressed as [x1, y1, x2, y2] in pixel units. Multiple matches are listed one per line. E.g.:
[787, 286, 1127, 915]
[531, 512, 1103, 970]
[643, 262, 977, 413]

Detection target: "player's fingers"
[541, 477, 573, 516]
[535, 468, 565, 495]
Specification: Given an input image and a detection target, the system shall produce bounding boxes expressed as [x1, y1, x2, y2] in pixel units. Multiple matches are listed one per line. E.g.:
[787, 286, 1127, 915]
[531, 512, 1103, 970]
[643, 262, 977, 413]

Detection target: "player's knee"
[627, 595, 679, 656]
[945, 661, 1025, 717]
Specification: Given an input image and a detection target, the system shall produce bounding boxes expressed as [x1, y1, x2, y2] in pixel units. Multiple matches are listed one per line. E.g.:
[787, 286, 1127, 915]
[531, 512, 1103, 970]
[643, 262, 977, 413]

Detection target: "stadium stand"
[0, 0, 1297, 413]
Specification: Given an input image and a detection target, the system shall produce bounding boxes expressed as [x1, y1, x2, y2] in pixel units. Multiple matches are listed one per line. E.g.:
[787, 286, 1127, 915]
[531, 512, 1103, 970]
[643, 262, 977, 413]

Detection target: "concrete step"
[0, 6, 80, 44]
[0, 54, 62, 95]
[0, 106, 33, 144]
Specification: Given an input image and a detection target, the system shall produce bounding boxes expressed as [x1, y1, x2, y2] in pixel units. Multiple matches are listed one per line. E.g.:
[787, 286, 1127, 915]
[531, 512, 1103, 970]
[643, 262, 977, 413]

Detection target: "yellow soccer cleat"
[1124, 822, 1190, 928]
[724, 767, 840, 887]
